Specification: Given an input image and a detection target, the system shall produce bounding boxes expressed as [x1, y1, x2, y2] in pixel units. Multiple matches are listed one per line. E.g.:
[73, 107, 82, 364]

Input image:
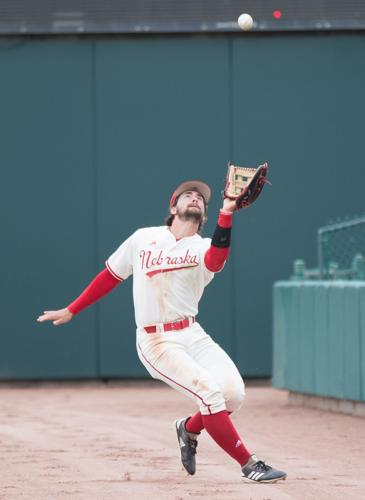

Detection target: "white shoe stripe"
[252, 472, 260, 480]
[248, 471, 256, 479]
[255, 472, 264, 480]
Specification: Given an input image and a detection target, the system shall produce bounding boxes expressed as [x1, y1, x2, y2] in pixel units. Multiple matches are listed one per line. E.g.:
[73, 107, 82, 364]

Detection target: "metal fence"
[318, 216, 365, 279]
[292, 215, 365, 280]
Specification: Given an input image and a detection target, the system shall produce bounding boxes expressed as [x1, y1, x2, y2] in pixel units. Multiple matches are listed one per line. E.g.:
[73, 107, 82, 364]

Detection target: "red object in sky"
[273, 10, 282, 19]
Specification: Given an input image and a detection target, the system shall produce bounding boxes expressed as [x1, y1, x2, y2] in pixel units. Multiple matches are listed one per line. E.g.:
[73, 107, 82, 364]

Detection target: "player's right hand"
[37, 308, 74, 326]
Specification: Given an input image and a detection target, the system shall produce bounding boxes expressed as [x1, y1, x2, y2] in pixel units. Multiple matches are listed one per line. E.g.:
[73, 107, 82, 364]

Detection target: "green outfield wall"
[1, 33, 365, 379]
[273, 282, 365, 402]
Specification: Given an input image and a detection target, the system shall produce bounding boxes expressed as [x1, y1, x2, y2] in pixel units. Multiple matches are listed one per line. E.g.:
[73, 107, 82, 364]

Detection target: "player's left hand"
[224, 162, 269, 211]
[222, 197, 236, 213]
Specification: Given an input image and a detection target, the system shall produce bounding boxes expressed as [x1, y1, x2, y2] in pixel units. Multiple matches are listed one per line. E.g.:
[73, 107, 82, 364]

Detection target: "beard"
[175, 205, 204, 225]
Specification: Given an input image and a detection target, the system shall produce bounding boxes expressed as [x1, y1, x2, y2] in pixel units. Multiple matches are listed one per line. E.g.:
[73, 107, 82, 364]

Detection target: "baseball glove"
[224, 162, 269, 210]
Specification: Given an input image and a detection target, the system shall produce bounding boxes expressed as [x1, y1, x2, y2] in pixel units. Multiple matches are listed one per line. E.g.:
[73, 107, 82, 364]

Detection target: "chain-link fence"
[291, 215, 365, 280]
[318, 216, 365, 279]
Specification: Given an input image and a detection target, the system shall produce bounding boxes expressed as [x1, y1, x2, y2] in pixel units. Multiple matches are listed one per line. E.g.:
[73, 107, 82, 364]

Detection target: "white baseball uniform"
[106, 226, 245, 415]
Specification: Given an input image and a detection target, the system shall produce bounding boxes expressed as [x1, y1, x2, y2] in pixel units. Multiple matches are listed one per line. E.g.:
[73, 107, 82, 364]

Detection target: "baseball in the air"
[238, 13, 254, 31]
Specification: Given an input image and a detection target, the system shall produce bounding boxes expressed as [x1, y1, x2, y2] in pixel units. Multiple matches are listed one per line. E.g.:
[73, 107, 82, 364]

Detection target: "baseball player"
[37, 175, 287, 484]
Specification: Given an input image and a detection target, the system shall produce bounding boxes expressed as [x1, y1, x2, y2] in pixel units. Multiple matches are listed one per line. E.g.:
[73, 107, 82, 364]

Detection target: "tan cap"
[170, 180, 211, 207]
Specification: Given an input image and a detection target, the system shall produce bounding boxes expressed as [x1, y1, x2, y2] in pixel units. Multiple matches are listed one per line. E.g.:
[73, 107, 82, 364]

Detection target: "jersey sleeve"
[106, 231, 137, 281]
[203, 210, 233, 272]
[198, 237, 216, 285]
[67, 267, 121, 315]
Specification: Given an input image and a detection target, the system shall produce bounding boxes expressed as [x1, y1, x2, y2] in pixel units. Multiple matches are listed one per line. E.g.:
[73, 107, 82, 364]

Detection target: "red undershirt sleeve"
[204, 210, 233, 273]
[67, 267, 122, 315]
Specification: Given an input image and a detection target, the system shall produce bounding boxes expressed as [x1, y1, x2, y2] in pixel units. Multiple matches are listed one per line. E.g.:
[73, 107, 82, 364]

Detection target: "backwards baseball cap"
[170, 180, 211, 208]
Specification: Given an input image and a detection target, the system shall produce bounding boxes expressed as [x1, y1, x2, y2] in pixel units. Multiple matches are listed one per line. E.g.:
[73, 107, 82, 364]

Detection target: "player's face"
[173, 190, 205, 224]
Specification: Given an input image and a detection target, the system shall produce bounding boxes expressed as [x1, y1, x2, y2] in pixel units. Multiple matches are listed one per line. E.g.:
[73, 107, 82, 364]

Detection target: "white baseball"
[238, 13, 254, 31]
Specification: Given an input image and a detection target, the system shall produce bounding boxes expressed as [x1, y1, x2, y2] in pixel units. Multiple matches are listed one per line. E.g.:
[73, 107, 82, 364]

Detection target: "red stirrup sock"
[185, 412, 204, 434]
[185, 410, 233, 435]
[201, 410, 251, 466]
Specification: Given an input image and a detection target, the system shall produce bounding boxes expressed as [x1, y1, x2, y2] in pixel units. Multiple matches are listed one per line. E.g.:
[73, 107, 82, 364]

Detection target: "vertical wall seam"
[228, 35, 238, 364]
[91, 39, 101, 378]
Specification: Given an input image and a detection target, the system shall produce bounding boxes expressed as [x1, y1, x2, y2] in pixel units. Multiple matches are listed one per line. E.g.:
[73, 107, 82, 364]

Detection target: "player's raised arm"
[204, 162, 270, 273]
[204, 206, 233, 273]
[37, 267, 121, 326]
[203, 173, 236, 273]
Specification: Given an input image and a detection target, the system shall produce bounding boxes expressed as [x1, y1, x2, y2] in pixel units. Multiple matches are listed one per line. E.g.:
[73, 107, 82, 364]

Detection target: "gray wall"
[1, 33, 364, 379]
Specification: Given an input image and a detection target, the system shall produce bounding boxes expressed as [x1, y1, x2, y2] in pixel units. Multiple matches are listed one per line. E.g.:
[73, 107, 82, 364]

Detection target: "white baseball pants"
[136, 321, 245, 415]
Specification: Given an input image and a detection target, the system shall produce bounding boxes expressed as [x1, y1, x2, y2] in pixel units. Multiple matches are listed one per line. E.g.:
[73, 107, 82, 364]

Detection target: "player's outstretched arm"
[204, 203, 234, 273]
[37, 308, 73, 326]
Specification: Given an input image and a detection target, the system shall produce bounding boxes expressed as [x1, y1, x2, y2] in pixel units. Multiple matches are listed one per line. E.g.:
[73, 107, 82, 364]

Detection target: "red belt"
[144, 317, 195, 334]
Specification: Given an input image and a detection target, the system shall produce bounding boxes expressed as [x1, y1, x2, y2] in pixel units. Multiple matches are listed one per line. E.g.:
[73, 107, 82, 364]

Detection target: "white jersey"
[106, 226, 215, 328]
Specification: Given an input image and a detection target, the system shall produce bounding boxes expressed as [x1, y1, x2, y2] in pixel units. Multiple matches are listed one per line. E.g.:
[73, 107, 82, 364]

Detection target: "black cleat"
[174, 417, 198, 475]
[241, 455, 287, 483]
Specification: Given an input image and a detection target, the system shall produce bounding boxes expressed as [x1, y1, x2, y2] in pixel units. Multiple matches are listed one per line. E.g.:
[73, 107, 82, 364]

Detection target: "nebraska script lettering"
[139, 249, 199, 270]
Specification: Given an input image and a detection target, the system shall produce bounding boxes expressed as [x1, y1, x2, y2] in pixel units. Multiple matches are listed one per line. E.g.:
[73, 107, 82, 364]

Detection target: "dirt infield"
[0, 382, 364, 500]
